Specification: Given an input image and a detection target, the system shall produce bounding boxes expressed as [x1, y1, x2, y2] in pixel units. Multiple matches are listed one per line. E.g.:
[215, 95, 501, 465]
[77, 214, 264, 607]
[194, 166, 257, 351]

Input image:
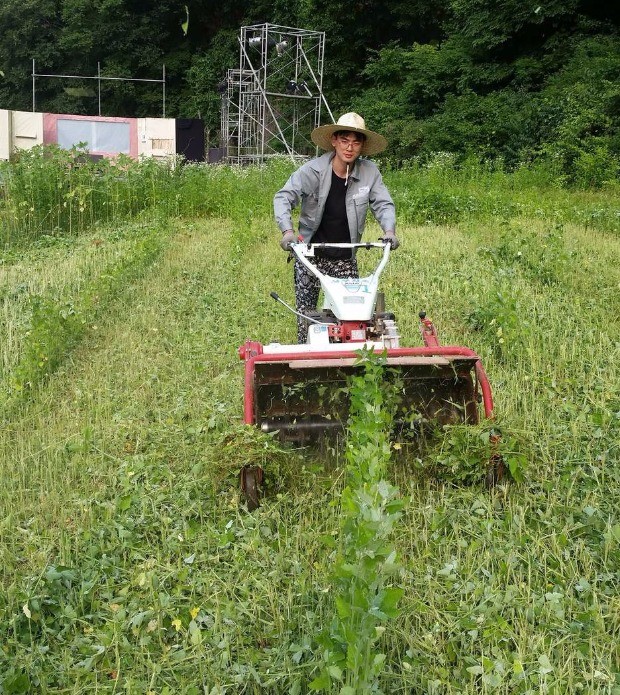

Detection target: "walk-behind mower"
[238, 241, 502, 508]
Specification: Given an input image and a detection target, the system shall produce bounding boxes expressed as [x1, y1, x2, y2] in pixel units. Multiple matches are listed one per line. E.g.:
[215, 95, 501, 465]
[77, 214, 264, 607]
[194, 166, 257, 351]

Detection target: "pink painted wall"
[43, 113, 138, 159]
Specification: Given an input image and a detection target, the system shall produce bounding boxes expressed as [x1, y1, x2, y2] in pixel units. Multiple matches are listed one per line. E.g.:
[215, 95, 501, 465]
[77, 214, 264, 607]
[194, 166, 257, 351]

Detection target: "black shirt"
[311, 169, 351, 259]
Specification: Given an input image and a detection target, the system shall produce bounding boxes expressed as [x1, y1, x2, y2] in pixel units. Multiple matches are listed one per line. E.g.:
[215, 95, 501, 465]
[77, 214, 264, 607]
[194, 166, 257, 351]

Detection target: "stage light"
[275, 40, 289, 56]
[298, 80, 312, 96]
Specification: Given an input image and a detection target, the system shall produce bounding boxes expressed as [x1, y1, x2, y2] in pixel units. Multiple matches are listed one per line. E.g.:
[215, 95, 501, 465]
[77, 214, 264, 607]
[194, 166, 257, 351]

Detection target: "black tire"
[240, 466, 262, 511]
[485, 455, 506, 488]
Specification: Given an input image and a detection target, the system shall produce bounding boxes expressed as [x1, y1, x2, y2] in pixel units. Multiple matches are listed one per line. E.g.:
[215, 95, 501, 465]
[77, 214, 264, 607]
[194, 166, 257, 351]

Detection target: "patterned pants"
[294, 256, 359, 343]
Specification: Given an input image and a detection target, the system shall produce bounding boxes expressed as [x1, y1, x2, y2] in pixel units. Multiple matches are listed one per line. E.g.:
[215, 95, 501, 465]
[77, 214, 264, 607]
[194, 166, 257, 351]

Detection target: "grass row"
[1, 149, 619, 252]
[0, 219, 172, 417]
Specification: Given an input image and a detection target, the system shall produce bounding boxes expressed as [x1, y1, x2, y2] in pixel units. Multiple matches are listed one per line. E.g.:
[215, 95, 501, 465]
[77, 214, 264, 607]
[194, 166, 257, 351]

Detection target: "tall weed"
[2, 151, 619, 251]
[0, 146, 179, 245]
[312, 350, 403, 693]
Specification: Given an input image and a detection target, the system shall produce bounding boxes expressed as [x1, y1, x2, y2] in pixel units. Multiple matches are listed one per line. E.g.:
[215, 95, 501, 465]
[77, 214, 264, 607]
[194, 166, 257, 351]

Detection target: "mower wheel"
[240, 465, 263, 511]
[485, 454, 506, 488]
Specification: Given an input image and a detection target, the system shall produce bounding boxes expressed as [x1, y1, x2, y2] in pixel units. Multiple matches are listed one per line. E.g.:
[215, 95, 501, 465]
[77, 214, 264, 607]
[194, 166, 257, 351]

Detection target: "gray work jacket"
[273, 151, 396, 244]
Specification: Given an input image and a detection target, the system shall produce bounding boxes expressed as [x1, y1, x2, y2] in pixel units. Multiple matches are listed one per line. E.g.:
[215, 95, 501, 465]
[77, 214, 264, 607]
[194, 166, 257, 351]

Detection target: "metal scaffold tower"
[221, 23, 333, 164]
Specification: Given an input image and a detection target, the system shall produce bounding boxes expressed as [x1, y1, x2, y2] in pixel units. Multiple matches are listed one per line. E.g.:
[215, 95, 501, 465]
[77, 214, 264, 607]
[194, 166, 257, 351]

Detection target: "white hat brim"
[311, 123, 388, 156]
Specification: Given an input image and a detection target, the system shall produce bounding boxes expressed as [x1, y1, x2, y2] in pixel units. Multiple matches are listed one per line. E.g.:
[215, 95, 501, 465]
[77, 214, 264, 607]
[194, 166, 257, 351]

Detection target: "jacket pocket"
[352, 197, 369, 240]
[301, 192, 320, 224]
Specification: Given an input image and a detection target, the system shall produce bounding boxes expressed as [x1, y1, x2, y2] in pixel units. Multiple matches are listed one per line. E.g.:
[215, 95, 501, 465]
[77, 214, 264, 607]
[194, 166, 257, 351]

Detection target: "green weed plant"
[0, 148, 288, 249]
[2, 150, 619, 254]
[0, 147, 179, 246]
[311, 350, 404, 694]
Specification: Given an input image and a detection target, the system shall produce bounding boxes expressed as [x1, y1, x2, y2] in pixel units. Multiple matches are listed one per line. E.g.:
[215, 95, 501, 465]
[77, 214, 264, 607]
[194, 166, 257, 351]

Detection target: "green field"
[1, 153, 619, 693]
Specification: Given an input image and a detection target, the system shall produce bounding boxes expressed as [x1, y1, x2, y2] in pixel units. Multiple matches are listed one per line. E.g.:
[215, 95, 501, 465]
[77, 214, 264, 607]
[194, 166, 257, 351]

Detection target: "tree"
[0, 0, 63, 112]
[0, 0, 618, 177]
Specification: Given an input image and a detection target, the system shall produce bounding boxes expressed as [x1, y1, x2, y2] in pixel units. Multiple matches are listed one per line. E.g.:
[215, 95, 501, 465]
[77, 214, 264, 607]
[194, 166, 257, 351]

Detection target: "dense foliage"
[0, 1, 618, 180]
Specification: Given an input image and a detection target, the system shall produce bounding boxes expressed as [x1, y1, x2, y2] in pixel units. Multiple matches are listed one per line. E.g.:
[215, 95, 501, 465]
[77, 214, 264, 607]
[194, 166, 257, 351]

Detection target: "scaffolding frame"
[32, 60, 166, 117]
[222, 23, 333, 164]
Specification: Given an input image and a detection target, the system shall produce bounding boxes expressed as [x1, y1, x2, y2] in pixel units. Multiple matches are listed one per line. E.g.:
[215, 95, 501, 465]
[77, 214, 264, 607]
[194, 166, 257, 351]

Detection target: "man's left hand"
[382, 231, 400, 250]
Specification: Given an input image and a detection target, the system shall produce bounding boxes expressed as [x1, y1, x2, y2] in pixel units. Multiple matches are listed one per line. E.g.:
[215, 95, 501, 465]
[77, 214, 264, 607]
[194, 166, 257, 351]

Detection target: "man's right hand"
[280, 230, 296, 251]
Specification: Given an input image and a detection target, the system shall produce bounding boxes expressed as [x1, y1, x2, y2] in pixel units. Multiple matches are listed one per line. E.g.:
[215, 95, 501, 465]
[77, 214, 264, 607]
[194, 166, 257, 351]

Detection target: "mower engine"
[295, 242, 400, 348]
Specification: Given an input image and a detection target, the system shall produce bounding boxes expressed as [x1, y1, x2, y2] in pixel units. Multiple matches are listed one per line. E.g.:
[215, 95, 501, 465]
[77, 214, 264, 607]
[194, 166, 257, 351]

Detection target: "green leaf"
[335, 596, 352, 619]
[321, 533, 337, 548]
[373, 653, 386, 668]
[309, 670, 331, 691]
[2, 672, 31, 694]
[538, 655, 554, 674]
[118, 494, 132, 511]
[513, 659, 524, 675]
[379, 587, 404, 617]
[507, 453, 526, 482]
[328, 665, 343, 681]
[359, 585, 376, 611]
[606, 523, 620, 543]
[181, 6, 189, 36]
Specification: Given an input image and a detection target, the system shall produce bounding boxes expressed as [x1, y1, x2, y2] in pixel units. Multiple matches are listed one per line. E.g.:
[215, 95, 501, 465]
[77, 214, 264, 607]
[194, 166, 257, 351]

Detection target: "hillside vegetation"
[0, 152, 619, 693]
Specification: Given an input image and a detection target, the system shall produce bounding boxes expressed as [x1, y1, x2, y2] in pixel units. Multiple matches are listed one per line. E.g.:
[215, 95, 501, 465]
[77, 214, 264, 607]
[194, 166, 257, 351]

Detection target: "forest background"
[0, 0, 619, 187]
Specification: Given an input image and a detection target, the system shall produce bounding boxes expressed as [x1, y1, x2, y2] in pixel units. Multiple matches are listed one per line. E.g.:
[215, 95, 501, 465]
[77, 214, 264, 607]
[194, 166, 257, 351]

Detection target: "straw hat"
[311, 112, 388, 156]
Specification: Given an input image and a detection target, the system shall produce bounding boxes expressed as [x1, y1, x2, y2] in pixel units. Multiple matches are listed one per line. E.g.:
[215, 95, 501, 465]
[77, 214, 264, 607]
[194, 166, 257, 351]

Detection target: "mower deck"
[239, 341, 494, 441]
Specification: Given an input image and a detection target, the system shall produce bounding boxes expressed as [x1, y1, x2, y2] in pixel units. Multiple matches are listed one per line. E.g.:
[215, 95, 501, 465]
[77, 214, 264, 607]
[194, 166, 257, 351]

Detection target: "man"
[273, 112, 398, 343]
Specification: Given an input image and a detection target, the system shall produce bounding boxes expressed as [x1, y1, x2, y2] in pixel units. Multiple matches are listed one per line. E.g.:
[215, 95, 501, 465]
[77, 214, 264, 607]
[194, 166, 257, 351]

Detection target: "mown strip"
[1, 221, 171, 417]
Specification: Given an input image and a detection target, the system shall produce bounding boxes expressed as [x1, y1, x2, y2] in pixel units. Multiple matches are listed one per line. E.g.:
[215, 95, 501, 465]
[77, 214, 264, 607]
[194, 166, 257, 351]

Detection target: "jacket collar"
[312, 150, 361, 181]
